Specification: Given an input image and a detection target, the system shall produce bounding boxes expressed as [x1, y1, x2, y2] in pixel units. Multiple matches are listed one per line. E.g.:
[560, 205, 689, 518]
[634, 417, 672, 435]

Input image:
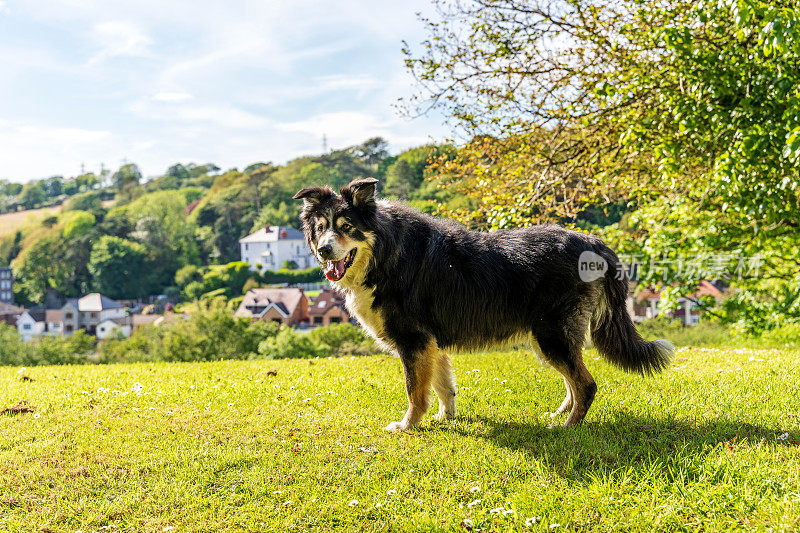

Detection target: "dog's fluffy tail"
[590, 246, 673, 375]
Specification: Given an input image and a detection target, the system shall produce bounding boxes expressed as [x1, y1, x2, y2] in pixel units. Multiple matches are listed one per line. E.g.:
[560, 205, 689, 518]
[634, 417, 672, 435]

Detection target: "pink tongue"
[325, 258, 347, 281]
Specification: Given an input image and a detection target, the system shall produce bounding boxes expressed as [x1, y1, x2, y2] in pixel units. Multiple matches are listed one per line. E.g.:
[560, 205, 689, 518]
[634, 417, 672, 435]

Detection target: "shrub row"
[0, 304, 378, 367]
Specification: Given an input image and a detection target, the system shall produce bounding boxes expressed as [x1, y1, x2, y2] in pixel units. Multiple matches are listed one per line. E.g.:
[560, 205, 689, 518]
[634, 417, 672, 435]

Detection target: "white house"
[239, 226, 315, 273]
[71, 293, 129, 336]
[96, 319, 132, 340]
[14, 293, 132, 341]
[16, 311, 45, 342]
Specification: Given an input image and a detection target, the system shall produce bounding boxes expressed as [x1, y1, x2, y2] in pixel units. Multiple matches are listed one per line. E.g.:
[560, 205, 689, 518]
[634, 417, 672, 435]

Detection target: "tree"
[407, 0, 800, 331]
[62, 211, 96, 240]
[18, 182, 46, 209]
[88, 236, 151, 299]
[112, 163, 142, 190]
[351, 137, 389, 166]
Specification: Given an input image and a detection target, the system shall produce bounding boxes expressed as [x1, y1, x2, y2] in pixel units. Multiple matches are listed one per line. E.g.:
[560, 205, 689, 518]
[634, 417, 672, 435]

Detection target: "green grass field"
[2, 346, 799, 532]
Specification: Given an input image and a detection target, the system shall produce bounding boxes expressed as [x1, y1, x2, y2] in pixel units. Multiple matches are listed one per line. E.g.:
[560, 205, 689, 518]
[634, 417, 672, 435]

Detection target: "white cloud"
[152, 92, 193, 103]
[87, 21, 151, 65]
[0, 0, 450, 181]
[0, 119, 111, 179]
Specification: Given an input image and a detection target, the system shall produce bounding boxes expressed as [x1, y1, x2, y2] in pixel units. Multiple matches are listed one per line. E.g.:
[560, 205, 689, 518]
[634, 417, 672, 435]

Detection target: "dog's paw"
[434, 410, 456, 421]
[385, 421, 410, 433]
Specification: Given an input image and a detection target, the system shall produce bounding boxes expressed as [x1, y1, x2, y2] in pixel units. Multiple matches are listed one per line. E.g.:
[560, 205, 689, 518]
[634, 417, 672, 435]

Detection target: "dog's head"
[293, 178, 378, 285]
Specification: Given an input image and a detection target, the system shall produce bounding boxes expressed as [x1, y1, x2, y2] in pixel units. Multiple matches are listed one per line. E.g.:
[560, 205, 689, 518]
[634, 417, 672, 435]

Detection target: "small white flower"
[550, 524, 560, 529]
[132, 382, 144, 395]
[462, 519, 473, 528]
[283, 500, 292, 506]
[162, 527, 174, 532]
[501, 380, 507, 384]
[525, 517, 540, 526]
[467, 499, 481, 508]
[387, 489, 396, 496]
[33, 412, 41, 419]
[273, 490, 283, 495]
[489, 507, 503, 514]
[469, 485, 480, 493]
[778, 432, 789, 440]
[375, 502, 383, 508]
[228, 403, 234, 407]
[502, 508, 515, 515]
[348, 499, 359, 507]
[505, 389, 512, 393]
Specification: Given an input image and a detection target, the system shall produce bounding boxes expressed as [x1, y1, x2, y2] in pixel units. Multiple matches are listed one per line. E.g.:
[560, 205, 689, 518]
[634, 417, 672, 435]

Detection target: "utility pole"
[322, 133, 328, 153]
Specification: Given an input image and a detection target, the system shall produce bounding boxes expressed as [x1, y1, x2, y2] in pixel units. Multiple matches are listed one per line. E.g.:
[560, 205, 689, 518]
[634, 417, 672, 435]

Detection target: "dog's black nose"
[318, 244, 333, 259]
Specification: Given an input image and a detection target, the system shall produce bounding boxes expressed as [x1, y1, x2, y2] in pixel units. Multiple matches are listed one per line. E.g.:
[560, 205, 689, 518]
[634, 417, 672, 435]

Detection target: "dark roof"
[27, 310, 46, 322]
[309, 288, 347, 316]
[236, 288, 305, 318]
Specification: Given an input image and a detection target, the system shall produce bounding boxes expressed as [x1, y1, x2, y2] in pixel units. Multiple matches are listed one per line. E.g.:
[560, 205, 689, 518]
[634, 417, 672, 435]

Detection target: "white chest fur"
[342, 283, 393, 352]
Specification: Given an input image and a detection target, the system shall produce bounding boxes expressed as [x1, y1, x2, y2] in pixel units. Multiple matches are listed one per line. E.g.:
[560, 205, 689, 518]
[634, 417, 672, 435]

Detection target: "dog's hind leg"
[432, 352, 457, 421]
[549, 376, 573, 419]
[537, 326, 596, 428]
[386, 339, 437, 432]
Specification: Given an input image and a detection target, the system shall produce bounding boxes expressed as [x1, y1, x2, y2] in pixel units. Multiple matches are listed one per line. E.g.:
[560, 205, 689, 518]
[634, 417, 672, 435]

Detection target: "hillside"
[0, 206, 61, 238]
[0, 139, 465, 306]
[1, 346, 798, 531]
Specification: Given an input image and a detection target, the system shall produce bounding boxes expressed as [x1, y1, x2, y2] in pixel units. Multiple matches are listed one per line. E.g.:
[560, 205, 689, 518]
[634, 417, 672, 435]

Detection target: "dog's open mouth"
[324, 249, 356, 281]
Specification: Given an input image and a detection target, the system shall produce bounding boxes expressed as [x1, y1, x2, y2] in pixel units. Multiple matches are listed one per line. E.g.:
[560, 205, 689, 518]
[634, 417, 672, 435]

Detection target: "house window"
[330, 317, 341, 324]
[65, 313, 73, 319]
[91, 312, 97, 318]
[245, 244, 248, 251]
[313, 317, 323, 325]
[23, 324, 31, 330]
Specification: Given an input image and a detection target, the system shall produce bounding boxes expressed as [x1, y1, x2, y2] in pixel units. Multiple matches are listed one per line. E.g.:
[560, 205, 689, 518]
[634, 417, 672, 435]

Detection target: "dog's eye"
[340, 222, 353, 232]
[316, 222, 325, 232]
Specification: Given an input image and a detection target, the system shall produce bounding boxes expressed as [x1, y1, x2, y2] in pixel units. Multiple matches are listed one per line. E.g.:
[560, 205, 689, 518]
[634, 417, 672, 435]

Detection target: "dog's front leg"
[385, 341, 436, 432]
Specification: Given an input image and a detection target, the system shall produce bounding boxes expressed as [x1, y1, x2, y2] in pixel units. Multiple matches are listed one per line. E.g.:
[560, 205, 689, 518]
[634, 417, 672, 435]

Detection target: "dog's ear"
[340, 178, 378, 209]
[293, 186, 333, 206]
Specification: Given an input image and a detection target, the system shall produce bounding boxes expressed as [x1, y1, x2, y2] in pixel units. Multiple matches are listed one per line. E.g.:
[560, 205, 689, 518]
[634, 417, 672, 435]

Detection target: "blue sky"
[0, 0, 448, 182]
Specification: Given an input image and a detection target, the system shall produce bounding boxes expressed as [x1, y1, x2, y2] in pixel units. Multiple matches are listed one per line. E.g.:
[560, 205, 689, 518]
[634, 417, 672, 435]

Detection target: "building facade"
[234, 287, 310, 326]
[13, 293, 132, 341]
[239, 226, 316, 273]
[0, 267, 13, 305]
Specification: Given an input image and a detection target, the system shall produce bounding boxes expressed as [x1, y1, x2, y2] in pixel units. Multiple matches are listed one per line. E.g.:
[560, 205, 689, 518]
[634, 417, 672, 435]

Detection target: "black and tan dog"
[294, 178, 673, 431]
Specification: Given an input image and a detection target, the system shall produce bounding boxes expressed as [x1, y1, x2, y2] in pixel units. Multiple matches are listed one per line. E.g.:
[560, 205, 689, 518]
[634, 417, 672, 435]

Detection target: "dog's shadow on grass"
[444, 413, 796, 481]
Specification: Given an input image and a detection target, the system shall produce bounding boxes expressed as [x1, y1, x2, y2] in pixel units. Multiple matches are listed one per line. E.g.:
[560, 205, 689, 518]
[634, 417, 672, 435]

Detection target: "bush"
[307, 323, 377, 357]
[757, 323, 800, 349]
[634, 317, 732, 347]
[260, 267, 322, 284]
[257, 323, 380, 359]
[99, 302, 279, 363]
[257, 328, 321, 359]
[0, 324, 94, 366]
